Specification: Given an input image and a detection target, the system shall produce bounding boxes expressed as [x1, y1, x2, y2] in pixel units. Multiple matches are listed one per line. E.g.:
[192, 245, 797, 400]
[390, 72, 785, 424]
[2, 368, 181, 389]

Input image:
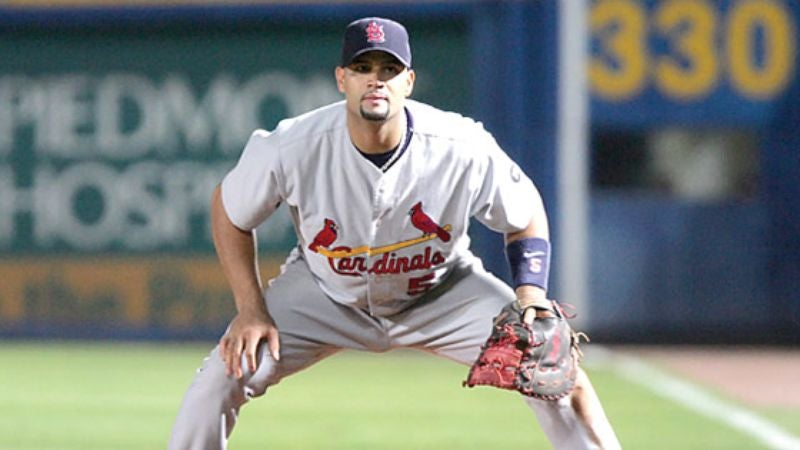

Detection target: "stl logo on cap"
[365, 21, 385, 43]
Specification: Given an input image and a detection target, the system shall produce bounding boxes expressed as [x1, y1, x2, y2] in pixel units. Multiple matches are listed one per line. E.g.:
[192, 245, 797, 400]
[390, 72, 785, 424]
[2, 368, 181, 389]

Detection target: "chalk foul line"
[584, 347, 800, 450]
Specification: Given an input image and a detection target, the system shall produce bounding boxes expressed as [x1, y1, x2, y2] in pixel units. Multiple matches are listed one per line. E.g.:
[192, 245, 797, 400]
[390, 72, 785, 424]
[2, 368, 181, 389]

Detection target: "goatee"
[360, 107, 389, 122]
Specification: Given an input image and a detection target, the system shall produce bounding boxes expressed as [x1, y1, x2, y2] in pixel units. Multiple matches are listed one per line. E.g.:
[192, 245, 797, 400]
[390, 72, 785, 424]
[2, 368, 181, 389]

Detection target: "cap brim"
[343, 47, 411, 68]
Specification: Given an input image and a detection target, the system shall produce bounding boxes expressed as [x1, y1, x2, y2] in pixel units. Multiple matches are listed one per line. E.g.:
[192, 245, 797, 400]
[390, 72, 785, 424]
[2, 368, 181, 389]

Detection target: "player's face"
[335, 51, 415, 123]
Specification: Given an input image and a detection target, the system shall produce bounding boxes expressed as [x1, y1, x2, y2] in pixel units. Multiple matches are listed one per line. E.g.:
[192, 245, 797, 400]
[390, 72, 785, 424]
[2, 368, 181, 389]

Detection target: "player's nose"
[366, 74, 385, 87]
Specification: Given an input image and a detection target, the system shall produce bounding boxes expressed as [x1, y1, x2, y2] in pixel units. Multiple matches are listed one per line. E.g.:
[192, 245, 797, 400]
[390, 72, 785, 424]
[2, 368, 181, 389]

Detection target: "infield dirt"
[617, 346, 800, 408]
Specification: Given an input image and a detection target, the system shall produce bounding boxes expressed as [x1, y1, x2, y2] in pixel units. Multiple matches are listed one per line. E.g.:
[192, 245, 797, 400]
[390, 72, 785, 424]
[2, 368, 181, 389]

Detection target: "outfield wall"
[0, 1, 798, 344]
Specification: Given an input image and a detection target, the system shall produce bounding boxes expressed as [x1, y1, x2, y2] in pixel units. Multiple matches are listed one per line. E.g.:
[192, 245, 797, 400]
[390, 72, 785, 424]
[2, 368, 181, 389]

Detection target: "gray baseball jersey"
[221, 99, 538, 316]
[170, 99, 611, 450]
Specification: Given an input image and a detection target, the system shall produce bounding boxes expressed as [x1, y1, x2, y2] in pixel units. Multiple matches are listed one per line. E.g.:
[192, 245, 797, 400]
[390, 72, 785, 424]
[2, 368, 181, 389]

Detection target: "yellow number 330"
[590, 0, 795, 101]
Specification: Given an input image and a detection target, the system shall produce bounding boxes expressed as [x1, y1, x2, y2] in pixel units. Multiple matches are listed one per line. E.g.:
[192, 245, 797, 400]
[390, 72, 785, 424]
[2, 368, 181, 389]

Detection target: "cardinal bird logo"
[309, 218, 338, 252]
[409, 202, 451, 242]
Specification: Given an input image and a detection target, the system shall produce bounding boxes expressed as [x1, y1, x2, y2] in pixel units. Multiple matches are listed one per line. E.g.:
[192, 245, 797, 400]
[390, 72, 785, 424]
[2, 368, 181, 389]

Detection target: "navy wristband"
[506, 237, 551, 290]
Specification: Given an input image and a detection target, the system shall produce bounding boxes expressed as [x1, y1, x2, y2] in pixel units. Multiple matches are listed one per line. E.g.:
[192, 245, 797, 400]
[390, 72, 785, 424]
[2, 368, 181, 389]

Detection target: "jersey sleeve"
[220, 129, 284, 230]
[469, 134, 539, 233]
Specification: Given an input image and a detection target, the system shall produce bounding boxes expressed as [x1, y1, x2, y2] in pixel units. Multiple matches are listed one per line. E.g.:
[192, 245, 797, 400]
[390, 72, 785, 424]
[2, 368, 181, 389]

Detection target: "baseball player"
[169, 17, 620, 449]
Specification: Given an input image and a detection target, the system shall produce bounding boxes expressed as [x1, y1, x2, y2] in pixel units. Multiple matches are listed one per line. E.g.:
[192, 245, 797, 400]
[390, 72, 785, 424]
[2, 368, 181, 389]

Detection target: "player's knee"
[241, 344, 281, 397]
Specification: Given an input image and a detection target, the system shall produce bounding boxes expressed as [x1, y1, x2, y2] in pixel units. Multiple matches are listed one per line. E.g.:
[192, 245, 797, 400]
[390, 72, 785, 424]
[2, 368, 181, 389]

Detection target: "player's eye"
[381, 65, 403, 77]
[351, 63, 372, 73]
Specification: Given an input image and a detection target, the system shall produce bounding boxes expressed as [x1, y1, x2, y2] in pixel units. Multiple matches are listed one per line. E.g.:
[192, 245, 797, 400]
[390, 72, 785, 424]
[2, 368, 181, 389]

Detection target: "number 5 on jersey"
[408, 273, 435, 296]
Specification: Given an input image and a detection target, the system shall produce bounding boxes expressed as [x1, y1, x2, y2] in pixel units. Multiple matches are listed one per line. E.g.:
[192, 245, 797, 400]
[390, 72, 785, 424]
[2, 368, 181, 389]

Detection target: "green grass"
[0, 341, 797, 449]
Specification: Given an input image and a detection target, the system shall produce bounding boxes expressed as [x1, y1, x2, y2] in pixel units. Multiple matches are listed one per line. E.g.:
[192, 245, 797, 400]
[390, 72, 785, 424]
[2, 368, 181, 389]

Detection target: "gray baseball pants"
[169, 254, 599, 449]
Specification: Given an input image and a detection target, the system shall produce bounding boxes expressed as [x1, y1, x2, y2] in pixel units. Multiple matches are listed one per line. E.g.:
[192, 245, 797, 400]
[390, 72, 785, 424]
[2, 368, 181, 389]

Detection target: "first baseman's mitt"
[463, 299, 586, 400]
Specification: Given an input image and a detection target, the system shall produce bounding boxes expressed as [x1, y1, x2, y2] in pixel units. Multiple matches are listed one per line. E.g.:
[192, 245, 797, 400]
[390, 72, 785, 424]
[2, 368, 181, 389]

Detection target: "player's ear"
[404, 68, 415, 97]
[335, 66, 346, 93]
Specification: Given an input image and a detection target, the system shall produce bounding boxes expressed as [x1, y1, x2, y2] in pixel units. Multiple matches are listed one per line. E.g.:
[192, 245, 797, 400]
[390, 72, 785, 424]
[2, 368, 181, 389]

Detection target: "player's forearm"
[505, 218, 548, 244]
[505, 216, 549, 304]
[211, 185, 268, 316]
[504, 193, 552, 314]
[515, 284, 546, 300]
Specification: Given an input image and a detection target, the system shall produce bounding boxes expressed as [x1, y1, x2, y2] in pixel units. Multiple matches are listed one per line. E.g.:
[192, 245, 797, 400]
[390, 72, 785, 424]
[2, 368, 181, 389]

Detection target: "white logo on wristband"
[523, 251, 546, 259]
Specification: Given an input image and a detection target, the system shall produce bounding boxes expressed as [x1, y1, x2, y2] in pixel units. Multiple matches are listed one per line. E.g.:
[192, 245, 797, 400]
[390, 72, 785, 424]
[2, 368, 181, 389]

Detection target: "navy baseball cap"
[340, 17, 412, 68]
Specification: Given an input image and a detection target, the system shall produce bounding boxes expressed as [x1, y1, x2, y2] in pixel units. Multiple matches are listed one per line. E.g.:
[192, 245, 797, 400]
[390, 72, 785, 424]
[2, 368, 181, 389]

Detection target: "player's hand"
[524, 307, 556, 323]
[219, 307, 280, 379]
[515, 285, 553, 324]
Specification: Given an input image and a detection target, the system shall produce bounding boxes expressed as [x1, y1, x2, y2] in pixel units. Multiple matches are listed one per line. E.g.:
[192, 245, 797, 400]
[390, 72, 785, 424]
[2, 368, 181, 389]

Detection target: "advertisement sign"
[0, 20, 469, 337]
